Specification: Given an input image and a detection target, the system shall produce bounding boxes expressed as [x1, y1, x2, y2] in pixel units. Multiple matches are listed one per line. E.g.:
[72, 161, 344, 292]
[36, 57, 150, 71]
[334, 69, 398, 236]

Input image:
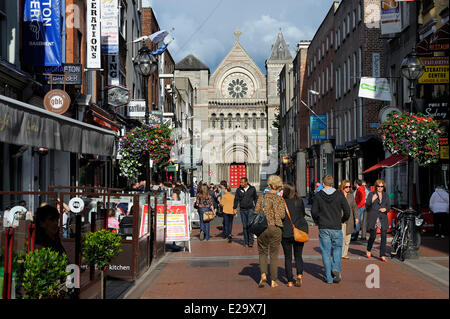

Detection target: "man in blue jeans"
[233, 177, 258, 247]
[311, 175, 350, 284]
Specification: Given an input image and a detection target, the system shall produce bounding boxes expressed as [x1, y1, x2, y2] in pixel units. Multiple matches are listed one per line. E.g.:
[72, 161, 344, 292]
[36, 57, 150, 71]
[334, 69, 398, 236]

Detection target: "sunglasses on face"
[376, 185, 384, 188]
[344, 186, 351, 189]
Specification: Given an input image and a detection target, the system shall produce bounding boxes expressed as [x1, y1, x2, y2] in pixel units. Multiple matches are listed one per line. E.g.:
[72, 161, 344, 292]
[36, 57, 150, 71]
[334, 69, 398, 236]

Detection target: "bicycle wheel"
[412, 230, 421, 250]
[399, 226, 409, 261]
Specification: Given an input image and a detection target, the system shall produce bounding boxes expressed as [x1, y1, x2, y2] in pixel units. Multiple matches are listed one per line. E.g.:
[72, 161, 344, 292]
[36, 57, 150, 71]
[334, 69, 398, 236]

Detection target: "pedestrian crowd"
[190, 174, 425, 287]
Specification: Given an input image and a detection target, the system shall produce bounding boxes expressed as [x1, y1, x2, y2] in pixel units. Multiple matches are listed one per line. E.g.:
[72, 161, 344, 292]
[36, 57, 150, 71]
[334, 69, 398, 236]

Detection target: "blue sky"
[145, 0, 335, 74]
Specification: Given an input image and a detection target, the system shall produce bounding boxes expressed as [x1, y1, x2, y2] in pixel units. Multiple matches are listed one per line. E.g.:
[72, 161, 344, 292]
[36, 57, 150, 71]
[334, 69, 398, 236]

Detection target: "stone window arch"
[252, 113, 257, 129]
[260, 113, 265, 129]
[228, 113, 233, 129]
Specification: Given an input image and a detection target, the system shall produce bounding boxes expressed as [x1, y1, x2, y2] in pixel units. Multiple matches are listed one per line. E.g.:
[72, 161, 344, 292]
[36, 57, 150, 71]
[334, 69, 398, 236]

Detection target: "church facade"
[175, 30, 291, 189]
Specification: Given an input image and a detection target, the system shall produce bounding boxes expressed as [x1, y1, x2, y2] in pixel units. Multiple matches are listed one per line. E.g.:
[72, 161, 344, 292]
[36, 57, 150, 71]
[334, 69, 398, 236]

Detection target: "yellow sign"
[418, 57, 449, 84]
[440, 146, 449, 160]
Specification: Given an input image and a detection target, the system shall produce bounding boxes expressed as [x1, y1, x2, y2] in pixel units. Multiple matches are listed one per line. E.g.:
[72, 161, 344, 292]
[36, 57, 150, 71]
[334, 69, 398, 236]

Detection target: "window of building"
[326, 67, 329, 92]
[353, 100, 358, 139]
[353, 53, 357, 86]
[318, 48, 321, 62]
[330, 62, 333, 89]
[252, 113, 257, 129]
[326, 36, 329, 51]
[353, 9, 356, 30]
[347, 14, 351, 35]
[322, 42, 325, 58]
[228, 113, 233, 129]
[359, 98, 363, 137]
[0, 3, 6, 59]
[343, 62, 347, 93]
[211, 114, 217, 128]
[260, 113, 265, 129]
[347, 57, 351, 92]
[358, 1, 362, 22]
[220, 114, 224, 130]
[358, 47, 363, 78]
[342, 21, 346, 40]
[335, 69, 339, 100]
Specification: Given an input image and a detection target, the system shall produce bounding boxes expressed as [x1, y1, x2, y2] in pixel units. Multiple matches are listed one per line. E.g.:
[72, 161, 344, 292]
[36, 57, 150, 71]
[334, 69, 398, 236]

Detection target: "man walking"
[233, 177, 258, 247]
[311, 175, 350, 284]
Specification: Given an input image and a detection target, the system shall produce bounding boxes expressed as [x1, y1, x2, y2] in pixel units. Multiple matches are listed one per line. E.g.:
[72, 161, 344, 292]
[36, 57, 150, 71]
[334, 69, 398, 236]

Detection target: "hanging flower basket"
[118, 123, 174, 181]
[378, 112, 441, 166]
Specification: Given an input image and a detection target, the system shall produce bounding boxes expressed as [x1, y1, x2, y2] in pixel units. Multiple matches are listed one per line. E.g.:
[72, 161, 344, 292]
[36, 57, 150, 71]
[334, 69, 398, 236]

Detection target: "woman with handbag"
[254, 175, 285, 288]
[365, 179, 391, 262]
[281, 182, 308, 287]
[195, 184, 216, 241]
[338, 180, 358, 259]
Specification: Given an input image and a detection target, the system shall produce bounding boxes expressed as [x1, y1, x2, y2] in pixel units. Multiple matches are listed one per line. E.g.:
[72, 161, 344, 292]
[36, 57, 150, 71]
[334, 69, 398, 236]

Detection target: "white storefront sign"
[86, 0, 101, 69]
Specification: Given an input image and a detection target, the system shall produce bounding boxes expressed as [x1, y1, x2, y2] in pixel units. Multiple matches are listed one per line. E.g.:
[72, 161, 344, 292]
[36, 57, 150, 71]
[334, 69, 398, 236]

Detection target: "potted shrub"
[82, 229, 122, 299]
[21, 248, 69, 299]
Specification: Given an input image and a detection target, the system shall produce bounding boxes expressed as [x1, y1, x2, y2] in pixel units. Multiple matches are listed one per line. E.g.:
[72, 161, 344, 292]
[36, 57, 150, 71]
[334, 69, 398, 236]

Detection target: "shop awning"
[0, 94, 116, 157]
[430, 21, 449, 51]
[362, 154, 408, 174]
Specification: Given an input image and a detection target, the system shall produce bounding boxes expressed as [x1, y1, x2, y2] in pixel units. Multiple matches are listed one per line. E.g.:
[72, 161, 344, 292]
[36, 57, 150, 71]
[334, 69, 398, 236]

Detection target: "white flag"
[358, 77, 393, 102]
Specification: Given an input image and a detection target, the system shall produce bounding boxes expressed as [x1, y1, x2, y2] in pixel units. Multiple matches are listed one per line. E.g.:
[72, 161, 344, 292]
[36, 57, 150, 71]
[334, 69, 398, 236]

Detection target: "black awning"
[0, 95, 116, 157]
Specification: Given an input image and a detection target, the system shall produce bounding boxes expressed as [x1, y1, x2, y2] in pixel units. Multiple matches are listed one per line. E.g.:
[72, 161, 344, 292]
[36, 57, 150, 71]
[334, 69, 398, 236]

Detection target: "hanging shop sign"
[380, 0, 402, 35]
[358, 77, 393, 102]
[107, 55, 120, 85]
[43, 89, 71, 114]
[424, 102, 448, 120]
[105, 85, 130, 107]
[68, 197, 85, 214]
[87, 0, 101, 69]
[418, 57, 449, 84]
[101, 0, 119, 54]
[45, 63, 82, 85]
[310, 115, 327, 140]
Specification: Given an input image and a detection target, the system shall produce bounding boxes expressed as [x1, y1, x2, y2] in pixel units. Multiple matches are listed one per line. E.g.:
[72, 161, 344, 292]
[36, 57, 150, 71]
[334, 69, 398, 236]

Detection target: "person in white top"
[429, 186, 449, 238]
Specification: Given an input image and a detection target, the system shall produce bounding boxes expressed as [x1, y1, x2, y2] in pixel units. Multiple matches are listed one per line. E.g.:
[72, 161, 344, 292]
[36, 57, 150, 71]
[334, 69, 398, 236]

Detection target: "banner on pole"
[310, 115, 327, 140]
[23, 0, 62, 66]
[101, 0, 119, 54]
[358, 77, 392, 102]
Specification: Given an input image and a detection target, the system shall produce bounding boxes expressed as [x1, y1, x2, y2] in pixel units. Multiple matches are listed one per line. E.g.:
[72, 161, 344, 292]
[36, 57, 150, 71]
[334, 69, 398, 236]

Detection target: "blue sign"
[310, 115, 327, 140]
[23, 0, 62, 66]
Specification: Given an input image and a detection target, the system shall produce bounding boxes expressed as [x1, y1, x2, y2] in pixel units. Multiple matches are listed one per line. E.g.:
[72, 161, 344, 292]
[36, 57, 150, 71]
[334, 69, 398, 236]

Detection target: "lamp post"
[134, 44, 158, 192]
[400, 49, 425, 259]
[400, 49, 425, 211]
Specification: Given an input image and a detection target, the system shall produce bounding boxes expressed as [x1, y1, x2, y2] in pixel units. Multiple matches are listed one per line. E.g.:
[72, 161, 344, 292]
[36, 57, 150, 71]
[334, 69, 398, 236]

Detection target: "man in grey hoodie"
[311, 175, 350, 284]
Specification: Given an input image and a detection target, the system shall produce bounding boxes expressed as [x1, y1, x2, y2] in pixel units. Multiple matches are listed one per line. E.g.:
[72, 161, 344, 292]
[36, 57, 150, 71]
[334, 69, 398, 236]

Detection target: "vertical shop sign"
[381, 0, 402, 34]
[86, 0, 101, 69]
[101, 0, 119, 54]
[108, 55, 120, 85]
[23, 0, 62, 66]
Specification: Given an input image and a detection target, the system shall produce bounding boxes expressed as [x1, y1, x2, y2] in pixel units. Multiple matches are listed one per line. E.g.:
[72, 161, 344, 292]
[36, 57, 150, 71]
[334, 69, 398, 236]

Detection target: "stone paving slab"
[132, 223, 448, 300]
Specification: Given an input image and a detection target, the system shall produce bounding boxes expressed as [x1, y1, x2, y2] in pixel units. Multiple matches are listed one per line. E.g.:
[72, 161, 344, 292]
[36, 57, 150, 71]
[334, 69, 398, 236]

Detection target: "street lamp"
[134, 44, 158, 191]
[400, 49, 425, 259]
[400, 50, 425, 210]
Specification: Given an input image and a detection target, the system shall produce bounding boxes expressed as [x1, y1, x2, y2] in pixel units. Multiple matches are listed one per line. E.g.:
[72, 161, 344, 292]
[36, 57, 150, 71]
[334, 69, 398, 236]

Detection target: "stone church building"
[175, 30, 292, 190]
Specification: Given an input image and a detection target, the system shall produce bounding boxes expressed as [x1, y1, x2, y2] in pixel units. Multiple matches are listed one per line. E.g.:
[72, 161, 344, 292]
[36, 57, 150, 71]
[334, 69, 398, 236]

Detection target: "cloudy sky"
[145, 0, 334, 74]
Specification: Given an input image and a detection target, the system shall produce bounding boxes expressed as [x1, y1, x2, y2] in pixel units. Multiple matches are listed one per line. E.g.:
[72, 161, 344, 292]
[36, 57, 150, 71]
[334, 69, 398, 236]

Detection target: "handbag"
[248, 195, 268, 236]
[203, 210, 215, 222]
[284, 200, 309, 243]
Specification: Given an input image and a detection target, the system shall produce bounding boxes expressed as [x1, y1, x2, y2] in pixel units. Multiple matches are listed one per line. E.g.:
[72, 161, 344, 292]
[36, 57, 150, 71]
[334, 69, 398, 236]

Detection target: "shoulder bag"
[248, 195, 268, 236]
[203, 210, 215, 222]
[284, 200, 309, 243]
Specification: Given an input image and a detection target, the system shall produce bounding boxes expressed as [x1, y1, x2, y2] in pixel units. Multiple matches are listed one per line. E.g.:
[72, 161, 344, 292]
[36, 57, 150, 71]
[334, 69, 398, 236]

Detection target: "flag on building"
[358, 77, 393, 102]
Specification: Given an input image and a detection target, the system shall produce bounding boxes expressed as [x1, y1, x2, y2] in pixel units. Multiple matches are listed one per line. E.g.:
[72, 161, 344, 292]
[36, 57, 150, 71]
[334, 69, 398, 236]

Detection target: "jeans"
[223, 214, 234, 238]
[198, 207, 211, 240]
[318, 229, 343, 283]
[352, 207, 365, 238]
[281, 237, 305, 282]
[239, 208, 254, 246]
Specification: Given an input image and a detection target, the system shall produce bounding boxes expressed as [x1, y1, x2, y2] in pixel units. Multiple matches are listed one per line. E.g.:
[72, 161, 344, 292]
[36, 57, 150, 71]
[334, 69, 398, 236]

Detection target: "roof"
[268, 30, 293, 61]
[175, 54, 210, 72]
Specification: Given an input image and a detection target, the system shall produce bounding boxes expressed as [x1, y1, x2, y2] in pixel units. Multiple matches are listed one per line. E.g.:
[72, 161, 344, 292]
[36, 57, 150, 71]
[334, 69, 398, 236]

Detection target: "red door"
[230, 164, 247, 189]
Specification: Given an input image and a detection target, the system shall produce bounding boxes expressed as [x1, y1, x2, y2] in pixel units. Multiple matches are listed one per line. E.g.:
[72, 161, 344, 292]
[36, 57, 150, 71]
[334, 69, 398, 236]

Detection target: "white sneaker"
[441, 235, 445, 239]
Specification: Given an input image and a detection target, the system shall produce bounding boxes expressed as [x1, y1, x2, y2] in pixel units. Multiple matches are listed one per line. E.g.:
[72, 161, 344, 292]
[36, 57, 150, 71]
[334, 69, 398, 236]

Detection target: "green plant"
[379, 112, 441, 166]
[82, 229, 123, 299]
[118, 123, 174, 181]
[21, 248, 69, 299]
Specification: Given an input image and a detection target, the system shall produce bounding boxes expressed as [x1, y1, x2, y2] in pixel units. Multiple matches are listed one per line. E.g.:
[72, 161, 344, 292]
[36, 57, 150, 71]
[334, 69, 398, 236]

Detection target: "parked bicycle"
[390, 207, 424, 261]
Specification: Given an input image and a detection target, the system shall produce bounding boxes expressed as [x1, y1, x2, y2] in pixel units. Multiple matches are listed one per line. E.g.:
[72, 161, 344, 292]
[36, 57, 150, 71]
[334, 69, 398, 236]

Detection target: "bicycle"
[390, 207, 424, 261]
